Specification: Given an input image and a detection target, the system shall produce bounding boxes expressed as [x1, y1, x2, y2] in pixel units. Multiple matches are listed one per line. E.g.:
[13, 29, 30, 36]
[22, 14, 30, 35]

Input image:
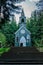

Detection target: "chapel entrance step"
[0, 47, 43, 63]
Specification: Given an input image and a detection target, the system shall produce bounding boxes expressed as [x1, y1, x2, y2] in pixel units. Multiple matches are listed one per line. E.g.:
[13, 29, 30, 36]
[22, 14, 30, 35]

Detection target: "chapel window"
[17, 37, 18, 42]
[27, 35, 30, 39]
[22, 18, 24, 22]
[27, 35, 30, 43]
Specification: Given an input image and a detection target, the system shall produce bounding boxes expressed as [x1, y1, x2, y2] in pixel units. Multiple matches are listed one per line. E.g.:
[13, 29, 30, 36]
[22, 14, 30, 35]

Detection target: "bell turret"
[19, 9, 26, 27]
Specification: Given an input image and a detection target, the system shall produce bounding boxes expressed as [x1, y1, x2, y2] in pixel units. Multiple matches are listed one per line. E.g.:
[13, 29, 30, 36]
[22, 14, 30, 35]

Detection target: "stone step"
[0, 47, 43, 63]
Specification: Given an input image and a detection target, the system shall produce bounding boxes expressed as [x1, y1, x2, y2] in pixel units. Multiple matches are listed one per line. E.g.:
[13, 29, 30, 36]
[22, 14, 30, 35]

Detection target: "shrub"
[0, 32, 6, 47]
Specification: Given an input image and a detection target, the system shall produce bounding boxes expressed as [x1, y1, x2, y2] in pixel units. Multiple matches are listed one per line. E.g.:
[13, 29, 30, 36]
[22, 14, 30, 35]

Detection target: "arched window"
[27, 35, 30, 39]
[27, 35, 30, 43]
[17, 37, 18, 42]
[22, 18, 24, 22]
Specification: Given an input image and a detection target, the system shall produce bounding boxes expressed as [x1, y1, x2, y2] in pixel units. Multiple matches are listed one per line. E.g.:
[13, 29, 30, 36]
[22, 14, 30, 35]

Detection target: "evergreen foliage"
[26, 12, 43, 45]
[0, 0, 25, 27]
[1, 20, 18, 46]
[0, 32, 6, 47]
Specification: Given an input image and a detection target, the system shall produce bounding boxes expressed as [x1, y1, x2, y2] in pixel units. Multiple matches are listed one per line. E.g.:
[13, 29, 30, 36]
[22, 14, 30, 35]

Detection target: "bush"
[2, 21, 18, 46]
[0, 48, 10, 56]
[0, 32, 6, 47]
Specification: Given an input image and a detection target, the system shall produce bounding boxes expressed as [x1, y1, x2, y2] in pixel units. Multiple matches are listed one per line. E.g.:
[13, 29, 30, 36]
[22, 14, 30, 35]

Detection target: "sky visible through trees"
[14, 0, 40, 23]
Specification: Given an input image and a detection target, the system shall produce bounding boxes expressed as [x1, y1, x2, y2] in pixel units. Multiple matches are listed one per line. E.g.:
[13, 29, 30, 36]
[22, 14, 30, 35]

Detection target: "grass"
[0, 47, 10, 56]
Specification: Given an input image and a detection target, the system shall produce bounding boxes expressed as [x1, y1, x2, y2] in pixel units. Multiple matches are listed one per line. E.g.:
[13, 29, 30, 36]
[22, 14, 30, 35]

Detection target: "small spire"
[21, 9, 25, 16]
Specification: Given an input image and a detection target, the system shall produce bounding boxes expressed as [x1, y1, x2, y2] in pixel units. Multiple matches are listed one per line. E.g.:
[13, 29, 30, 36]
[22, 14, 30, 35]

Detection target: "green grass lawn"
[0, 47, 10, 56]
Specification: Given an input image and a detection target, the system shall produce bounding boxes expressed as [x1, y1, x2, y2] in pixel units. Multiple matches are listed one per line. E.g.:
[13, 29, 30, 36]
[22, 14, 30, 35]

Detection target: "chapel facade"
[15, 9, 31, 47]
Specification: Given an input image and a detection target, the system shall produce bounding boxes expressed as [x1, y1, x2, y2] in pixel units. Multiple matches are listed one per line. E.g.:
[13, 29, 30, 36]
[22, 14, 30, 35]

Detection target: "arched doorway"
[19, 36, 26, 47]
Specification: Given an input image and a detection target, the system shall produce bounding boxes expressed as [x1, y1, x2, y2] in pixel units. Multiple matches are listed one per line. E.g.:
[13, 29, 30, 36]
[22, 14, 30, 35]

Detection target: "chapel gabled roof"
[15, 25, 31, 35]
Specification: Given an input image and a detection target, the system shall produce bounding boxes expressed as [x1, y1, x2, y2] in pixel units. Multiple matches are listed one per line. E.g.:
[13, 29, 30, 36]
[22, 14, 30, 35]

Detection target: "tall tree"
[0, 0, 25, 27]
[0, 32, 6, 47]
[36, 0, 43, 44]
[26, 11, 43, 45]
[2, 20, 18, 46]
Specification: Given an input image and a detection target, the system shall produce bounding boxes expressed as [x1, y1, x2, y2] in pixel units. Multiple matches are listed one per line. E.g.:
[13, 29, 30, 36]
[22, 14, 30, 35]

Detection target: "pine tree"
[0, 0, 25, 26]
